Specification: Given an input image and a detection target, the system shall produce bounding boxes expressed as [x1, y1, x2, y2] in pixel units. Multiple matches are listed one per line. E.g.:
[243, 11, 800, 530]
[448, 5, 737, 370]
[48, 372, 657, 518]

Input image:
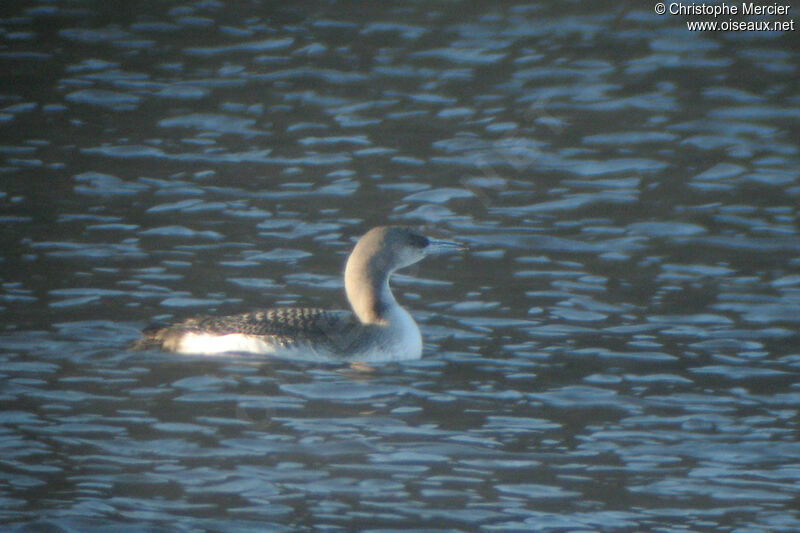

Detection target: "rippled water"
[2, 1, 799, 531]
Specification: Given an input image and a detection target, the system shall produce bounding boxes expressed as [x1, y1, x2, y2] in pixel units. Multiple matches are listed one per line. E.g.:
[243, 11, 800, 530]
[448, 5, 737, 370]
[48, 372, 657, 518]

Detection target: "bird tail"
[128, 324, 169, 351]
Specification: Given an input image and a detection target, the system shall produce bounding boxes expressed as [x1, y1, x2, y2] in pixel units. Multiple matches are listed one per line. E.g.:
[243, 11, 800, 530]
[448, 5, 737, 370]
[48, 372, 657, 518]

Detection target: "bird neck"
[344, 254, 397, 324]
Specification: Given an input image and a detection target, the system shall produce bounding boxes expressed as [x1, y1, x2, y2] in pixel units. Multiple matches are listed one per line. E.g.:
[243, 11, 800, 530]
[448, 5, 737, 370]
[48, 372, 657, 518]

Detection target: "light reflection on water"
[1, 0, 800, 530]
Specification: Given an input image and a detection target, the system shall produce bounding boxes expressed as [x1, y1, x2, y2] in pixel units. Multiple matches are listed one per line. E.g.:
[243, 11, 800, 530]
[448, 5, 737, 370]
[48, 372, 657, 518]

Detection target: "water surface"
[1, 1, 799, 531]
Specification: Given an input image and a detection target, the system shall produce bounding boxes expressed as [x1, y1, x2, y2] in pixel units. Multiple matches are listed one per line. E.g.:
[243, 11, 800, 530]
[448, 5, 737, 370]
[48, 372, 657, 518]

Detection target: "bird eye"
[410, 234, 429, 249]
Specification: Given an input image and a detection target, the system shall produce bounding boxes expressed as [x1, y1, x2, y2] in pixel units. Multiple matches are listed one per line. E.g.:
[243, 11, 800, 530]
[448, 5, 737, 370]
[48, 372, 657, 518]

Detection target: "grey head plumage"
[344, 226, 465, 323]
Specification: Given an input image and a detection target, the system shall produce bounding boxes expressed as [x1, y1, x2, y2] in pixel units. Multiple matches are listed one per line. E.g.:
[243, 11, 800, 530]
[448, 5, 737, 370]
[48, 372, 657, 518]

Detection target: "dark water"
[2, 0, 799, 531]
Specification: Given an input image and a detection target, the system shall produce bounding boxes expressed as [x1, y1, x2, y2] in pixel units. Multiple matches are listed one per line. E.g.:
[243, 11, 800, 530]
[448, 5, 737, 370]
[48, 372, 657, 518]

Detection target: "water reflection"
[2, 0, 800, 531]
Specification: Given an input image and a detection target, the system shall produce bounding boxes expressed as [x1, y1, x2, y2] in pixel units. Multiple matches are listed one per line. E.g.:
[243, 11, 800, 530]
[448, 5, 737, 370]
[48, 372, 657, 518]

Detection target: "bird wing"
[183, 308, 353, 337]
[132, 308, 366, 356]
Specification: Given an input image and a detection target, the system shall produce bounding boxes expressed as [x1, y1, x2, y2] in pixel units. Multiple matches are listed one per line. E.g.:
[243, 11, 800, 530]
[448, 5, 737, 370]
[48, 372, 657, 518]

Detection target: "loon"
[131, 226, 465, 362]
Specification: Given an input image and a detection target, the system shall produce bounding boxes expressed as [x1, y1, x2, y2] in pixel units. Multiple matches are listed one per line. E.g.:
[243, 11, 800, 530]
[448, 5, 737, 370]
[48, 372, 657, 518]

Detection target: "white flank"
[177, 333, 278, 356]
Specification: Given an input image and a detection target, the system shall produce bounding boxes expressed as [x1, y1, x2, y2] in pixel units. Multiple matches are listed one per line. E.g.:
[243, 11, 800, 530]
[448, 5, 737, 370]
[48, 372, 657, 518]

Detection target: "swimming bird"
[131, 226, 465, 361]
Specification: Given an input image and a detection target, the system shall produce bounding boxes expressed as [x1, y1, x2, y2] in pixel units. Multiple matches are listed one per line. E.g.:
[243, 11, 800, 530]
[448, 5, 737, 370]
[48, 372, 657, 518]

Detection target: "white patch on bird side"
[176, 333, 279, 356]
